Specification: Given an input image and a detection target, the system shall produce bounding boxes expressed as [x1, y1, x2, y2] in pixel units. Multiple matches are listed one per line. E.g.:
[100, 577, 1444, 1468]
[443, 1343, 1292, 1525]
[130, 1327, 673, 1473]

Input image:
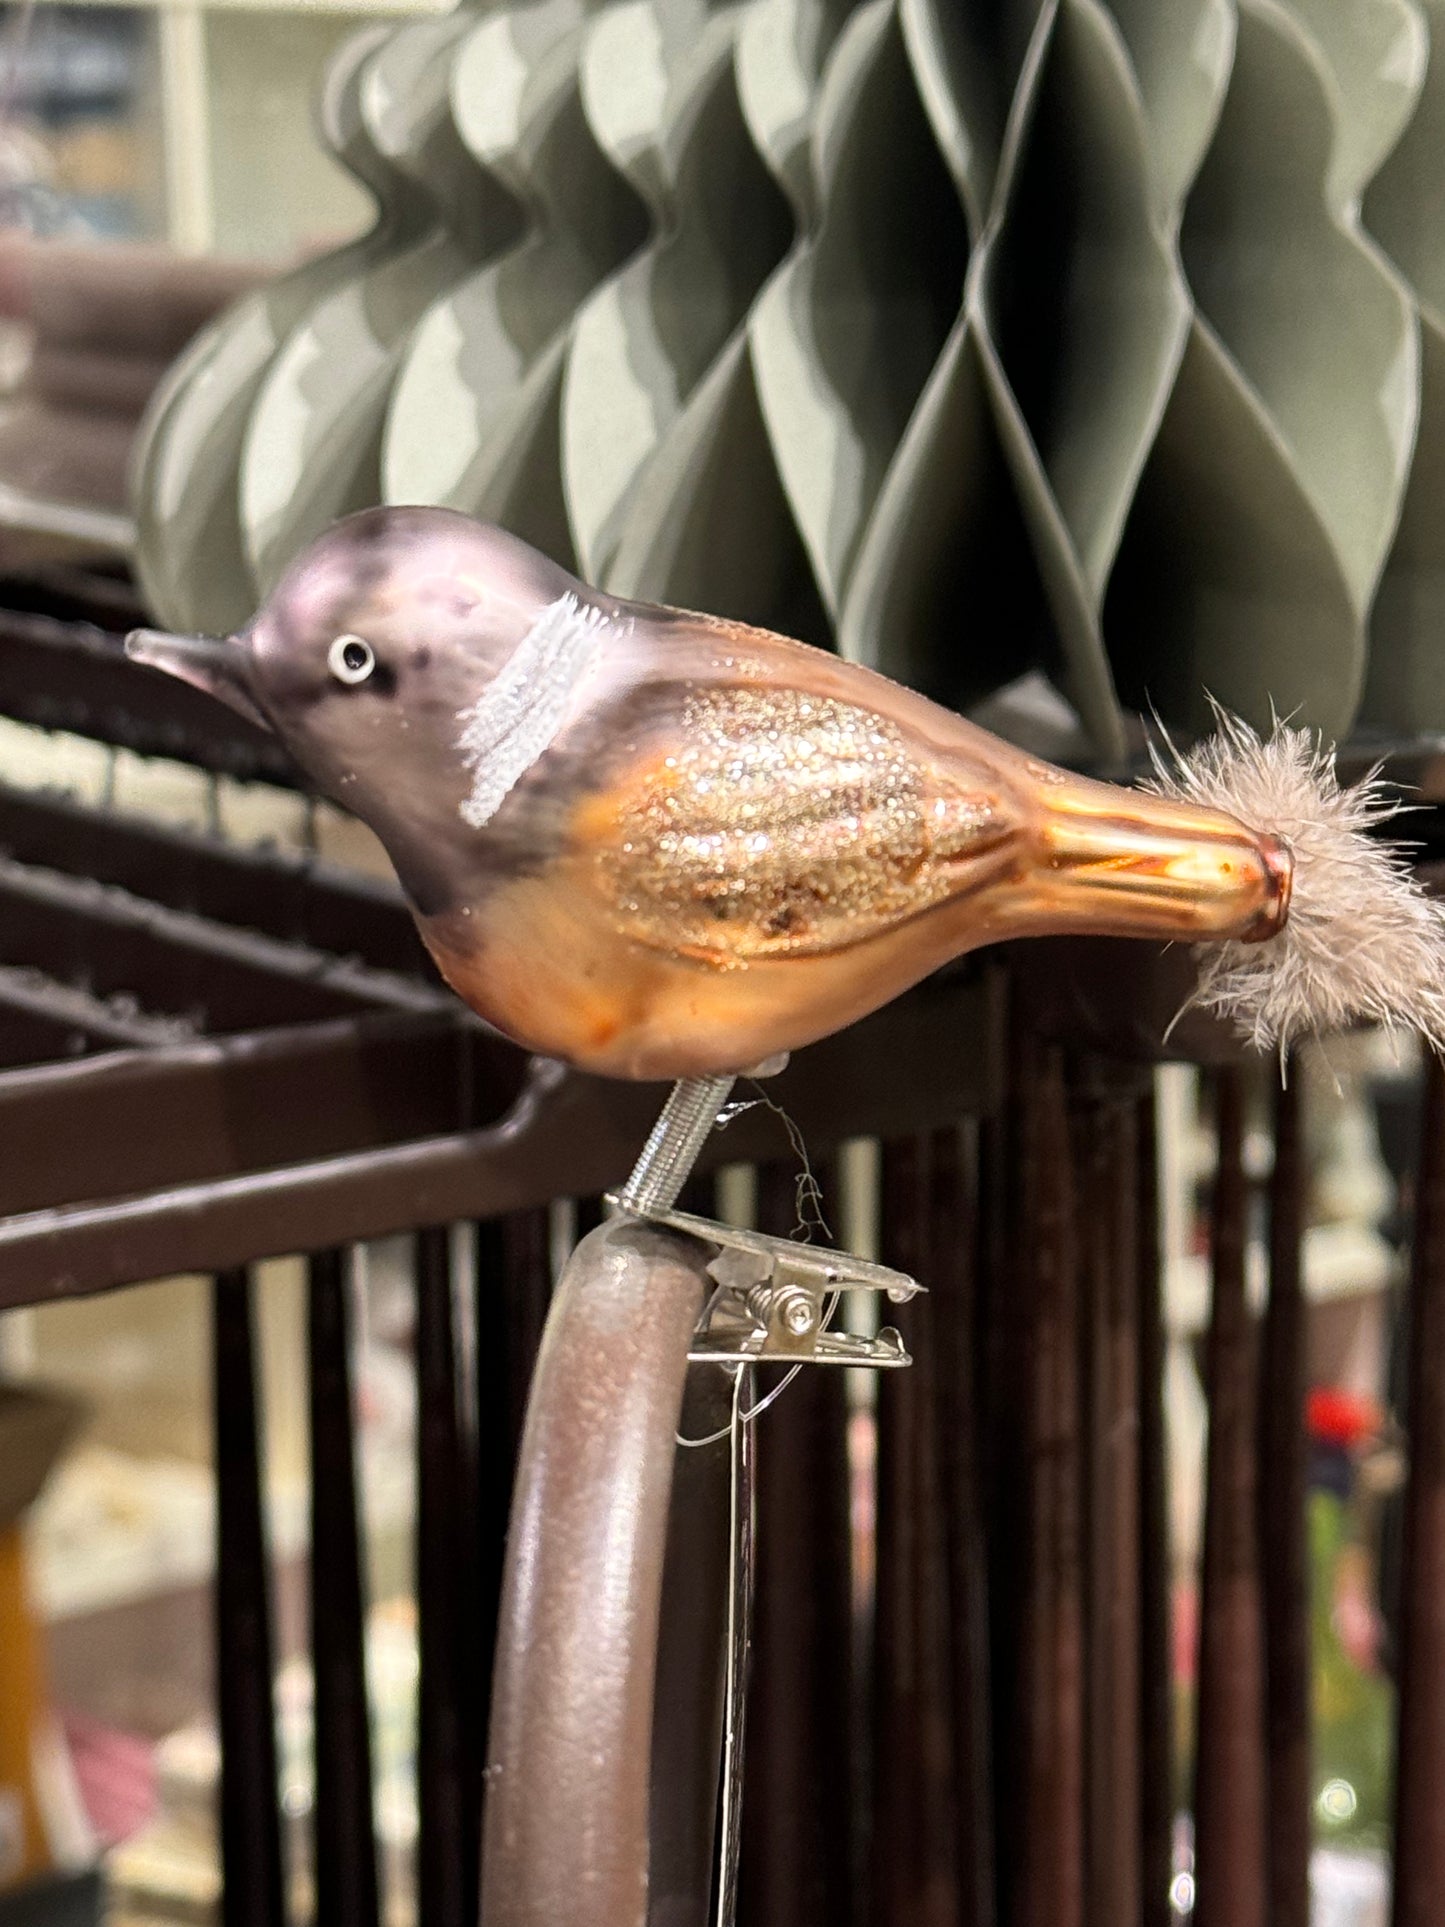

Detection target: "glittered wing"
[569, 681, 1014, 964]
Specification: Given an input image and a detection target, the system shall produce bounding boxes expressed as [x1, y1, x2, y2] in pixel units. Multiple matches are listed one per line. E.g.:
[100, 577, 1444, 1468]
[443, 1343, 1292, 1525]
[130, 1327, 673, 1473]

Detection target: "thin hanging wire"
[713, 1363, 754, 1927]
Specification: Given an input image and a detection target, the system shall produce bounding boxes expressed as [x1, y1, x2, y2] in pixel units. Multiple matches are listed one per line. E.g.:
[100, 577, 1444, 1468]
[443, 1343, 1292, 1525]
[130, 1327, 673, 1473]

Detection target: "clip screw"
[774, 1285, 819, 1340]
[615, 1055, 791, 1219]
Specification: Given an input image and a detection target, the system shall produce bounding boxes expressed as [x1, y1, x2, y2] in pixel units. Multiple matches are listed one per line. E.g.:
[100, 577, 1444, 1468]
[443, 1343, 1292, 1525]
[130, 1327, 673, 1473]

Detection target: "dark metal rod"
[0, 1008, 488, 1223]
[415, 1225, 475, 1927]
[738, 1162, 855, 1927]
[1080, 1094, 1141, 1927]
[473, 1217, 522, 1778]
[1111, 1099, 1143, 1927]
[1259, 1071, 1310, 1927]
[873, 1134, 962, 1926]
[1393, 1052, 1445, 1927]
[1135, 1087, 1173, 1927]
[0, 960, 190, 1052]
[0, 1063, 647, 1300]
[0, 849, 440, 1029]
[0, 605, 297, 784]
[979, 1083, 1026, 1916]
[0, 777, 423, 973]
[0, 976, 1003, 1301]
[1013, 1048, 1084, 1927]
[1077, 1094, 1112, 1927]
[0, 564, 144, 629]
[930, 1122, 996, 1927]
[503, 1210, 555, 1465]
[1193, 1068, 1267, 1927]
[211, 1267, 285, 1927]
[307, 1248, 380, 1927]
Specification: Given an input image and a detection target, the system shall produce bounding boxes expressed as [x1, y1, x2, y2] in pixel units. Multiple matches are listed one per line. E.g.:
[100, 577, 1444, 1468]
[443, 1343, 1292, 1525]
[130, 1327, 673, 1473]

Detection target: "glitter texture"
[596, 685, 1002, 962]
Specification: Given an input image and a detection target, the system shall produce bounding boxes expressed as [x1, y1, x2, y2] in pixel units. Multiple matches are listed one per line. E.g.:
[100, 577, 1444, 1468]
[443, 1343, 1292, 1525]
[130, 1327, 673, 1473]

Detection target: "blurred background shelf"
[0, 0, 419, 255]
[0, 0, 432, 548]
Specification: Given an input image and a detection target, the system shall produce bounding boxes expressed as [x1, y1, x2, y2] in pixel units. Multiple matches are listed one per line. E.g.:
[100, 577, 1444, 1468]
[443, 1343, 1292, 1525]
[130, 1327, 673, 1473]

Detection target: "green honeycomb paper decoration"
[131, 0, 1445, 766]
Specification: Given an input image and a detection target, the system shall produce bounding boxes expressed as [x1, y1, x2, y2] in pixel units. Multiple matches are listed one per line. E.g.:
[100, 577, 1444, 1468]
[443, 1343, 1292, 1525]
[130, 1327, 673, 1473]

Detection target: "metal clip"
[605, 1195, 920, 1369]
[608, 1065, 917, 1370]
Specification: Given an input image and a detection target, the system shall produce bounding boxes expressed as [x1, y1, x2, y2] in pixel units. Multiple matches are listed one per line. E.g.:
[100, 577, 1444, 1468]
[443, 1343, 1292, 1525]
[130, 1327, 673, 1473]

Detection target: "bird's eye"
[328, 633, 376, 685]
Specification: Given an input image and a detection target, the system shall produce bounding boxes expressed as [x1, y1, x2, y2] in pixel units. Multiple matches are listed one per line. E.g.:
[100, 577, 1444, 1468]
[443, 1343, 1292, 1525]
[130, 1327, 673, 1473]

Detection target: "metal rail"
[0, 976, 998, 1298]
[0, 601, 294, 783]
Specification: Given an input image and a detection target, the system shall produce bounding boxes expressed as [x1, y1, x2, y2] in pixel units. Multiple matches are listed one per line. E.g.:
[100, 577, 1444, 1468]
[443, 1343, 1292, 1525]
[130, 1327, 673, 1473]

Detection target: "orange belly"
[419, 866, 1005, 1079]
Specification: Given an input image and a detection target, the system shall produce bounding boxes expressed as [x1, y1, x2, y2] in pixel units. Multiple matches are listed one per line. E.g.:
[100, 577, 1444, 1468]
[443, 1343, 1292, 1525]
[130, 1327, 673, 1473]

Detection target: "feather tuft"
[1144, 708, 1445, 1054]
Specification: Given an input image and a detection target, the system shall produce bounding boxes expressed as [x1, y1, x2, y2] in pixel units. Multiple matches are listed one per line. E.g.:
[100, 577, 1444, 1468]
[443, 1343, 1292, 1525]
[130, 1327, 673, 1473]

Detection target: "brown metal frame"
[0, 594, 294, 783]
[0, 969, 1000, 1300]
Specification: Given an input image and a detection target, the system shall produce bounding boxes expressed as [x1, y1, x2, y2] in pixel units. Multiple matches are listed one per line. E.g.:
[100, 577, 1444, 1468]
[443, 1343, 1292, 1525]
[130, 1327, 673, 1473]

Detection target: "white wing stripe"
[455, 593, 610, 828]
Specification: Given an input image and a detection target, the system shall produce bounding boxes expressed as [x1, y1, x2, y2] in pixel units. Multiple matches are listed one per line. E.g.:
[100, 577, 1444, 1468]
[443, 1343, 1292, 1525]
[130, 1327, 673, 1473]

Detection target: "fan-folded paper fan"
[131, 0, 1445, 764]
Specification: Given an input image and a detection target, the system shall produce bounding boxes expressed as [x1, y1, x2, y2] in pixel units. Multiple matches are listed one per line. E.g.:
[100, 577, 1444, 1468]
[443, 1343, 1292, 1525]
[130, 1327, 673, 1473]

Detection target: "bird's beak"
[124, 628, 272, 735]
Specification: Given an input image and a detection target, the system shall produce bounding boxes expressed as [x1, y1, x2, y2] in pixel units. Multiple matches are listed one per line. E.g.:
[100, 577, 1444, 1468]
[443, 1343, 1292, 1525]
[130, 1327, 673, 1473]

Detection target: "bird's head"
[127, 505, 599, 908]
